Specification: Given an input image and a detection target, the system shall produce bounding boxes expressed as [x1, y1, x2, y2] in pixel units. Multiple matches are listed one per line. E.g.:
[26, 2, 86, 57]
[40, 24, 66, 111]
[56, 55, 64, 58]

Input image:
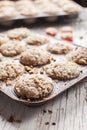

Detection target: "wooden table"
[0, 9, 87, 130]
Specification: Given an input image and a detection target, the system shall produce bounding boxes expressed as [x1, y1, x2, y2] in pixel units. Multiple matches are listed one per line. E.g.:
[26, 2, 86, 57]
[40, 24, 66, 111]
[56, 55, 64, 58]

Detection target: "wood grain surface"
[0, 9, 87, 130]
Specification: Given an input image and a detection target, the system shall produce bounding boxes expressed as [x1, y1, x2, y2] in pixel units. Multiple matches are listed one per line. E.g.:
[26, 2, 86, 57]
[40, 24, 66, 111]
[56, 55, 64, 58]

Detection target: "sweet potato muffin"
[60, 26, 74, 33]
[0, 41, 24, 57]
[7, 27, 30, 40]
[0, 6, 16, 19]
[26, 34, 49, 45]
[20, 48, 51, 66]
[14, 74, 53, 99]
[47, 42, 72, 54]
[41, 3, 62, 15]
[18, 6, 38, 16]
[68, 47, 87, 65]
[45, 27, 57, 37]
[45, 61, 80, 80]
[0, 62, 24, 80]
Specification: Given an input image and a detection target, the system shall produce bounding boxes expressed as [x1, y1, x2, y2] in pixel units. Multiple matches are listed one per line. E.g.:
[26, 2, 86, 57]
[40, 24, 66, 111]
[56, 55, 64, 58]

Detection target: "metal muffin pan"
[0, 0, 83, 26]
[0, 29, 87, 106]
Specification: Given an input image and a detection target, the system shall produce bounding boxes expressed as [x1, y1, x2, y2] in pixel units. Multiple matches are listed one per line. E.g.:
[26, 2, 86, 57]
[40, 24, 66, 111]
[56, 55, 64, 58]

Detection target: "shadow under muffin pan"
[0, 30, 87, 106]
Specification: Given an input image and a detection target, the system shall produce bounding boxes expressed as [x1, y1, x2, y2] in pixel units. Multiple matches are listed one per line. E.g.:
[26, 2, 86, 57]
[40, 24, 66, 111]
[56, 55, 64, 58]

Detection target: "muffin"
[45, 61, 80, 80]
[14, 74, 53, 99]
[20, 48, 51, 66]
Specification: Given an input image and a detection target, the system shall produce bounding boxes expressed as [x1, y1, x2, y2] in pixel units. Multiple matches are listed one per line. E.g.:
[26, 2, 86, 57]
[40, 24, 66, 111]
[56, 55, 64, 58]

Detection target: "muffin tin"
[0, 0, 82, 25]
[0, 27, 87, 106]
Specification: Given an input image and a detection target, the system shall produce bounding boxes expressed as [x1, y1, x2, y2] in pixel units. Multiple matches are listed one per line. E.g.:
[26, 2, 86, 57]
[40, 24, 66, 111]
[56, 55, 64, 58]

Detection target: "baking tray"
[0, 30, 87, 106]
[0, 0, 83, 26]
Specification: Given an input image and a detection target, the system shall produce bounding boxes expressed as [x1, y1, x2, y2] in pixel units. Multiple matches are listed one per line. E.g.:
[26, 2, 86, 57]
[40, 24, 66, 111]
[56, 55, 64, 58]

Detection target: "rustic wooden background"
[74, 0, 87, 7]
[0, 9, 87, 130]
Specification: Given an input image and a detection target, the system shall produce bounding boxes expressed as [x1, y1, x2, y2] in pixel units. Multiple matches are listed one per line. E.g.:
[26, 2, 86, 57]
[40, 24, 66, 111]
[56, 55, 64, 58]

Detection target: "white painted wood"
[0, 10, 87, 130]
